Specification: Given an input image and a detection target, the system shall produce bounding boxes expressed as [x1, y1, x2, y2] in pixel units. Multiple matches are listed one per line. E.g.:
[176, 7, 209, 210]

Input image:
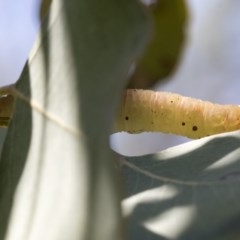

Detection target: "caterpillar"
[0, 85, 15, 127]
[114, 89, 240, 139]
[0, 95, 15, 127]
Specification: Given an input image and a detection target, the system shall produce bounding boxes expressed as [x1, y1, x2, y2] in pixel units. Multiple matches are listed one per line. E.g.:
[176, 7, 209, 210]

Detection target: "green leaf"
[39, 0, 52, 21]
[0, 0, 150, 239]
[0, 129, 7, 153]
[128, 0, 187, 88]
[121, 131, 240, 240]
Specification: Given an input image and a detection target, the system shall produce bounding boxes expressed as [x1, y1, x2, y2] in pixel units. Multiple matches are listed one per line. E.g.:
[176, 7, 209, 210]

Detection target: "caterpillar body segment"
[0, 84, 16, 127]
[0, 95, 15, 127]
[114, 89, 240, 139]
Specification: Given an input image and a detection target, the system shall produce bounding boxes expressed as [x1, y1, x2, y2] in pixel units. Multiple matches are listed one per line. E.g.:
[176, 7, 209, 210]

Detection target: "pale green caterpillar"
[114, 89, 240, 139]
[2, 86, 240, 138]
[0, 85, 15, 127]
[0, 95, 14, 127]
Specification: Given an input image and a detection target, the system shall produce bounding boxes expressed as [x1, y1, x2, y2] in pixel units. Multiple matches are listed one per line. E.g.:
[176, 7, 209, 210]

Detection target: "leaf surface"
[121, 131, 240, 240]
[128, 0, 187, 88]
[0, 1, 150, 239]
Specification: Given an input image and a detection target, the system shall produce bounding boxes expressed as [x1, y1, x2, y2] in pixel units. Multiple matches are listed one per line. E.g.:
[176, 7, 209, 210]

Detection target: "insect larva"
[0, 84, 16, 127]
[0, 95, 15, 128]
[114, 89, 240, 139]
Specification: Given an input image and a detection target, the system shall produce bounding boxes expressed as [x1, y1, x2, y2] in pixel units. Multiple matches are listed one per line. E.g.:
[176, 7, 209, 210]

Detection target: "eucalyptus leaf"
[0, 0, 150, 239]
[0, 129, 7, 153]
[128, 0, 187, 88]
[40, 0, 52, 20]
[121, 131, 240, 240]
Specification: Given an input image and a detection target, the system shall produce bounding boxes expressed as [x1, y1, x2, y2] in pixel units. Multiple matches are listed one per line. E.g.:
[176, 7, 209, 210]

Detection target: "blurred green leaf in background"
[40, 0, 52, 20]
[128, 0, 187, 89]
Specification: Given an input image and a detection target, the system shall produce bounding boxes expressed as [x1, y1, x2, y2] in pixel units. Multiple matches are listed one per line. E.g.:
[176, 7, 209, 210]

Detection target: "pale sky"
[0, 0, 40, 86]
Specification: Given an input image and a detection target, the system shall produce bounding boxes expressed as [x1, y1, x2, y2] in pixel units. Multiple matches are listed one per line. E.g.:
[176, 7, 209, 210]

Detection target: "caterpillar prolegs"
[114, 89, 240, 139]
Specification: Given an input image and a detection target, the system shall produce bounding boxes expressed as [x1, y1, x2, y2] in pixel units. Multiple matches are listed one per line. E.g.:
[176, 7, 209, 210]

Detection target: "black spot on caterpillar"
[114, 89, 240, 139]
[192, 126, 198, 131]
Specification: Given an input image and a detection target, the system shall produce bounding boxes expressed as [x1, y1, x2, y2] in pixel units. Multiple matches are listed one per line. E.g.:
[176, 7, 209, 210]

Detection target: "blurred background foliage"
[40, 0, 52, 20]
[128, 0, 187, 89]
[38, 0, 188, 90]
